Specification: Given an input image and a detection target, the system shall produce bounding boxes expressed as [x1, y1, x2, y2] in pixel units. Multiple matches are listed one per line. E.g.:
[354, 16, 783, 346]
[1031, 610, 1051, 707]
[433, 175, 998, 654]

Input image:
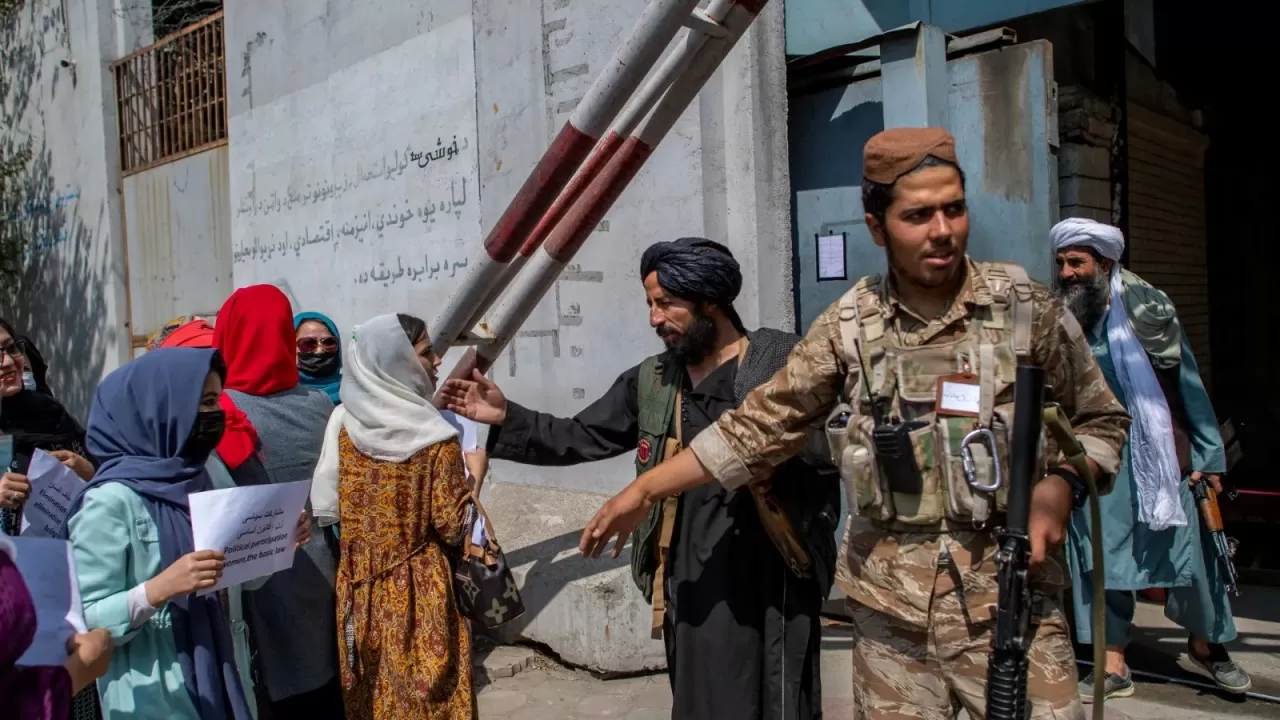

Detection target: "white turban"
[1050, 217, 1125, 261]
[1050, 217, 1186, 530]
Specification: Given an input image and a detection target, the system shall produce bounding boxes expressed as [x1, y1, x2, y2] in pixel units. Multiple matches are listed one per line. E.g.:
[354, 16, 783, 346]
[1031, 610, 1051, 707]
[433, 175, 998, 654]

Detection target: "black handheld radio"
[852, 335, 926, 494]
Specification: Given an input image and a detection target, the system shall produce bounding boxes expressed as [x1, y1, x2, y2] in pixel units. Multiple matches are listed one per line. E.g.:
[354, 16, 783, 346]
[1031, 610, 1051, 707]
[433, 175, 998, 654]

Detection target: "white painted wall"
[0, 0, 155, 418]
[224, 0, 793, 496]
[123, 145, 234, 341]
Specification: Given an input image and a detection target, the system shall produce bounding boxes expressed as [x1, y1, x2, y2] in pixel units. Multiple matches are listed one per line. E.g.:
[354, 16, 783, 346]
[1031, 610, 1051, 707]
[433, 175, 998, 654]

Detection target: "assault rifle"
[1192, 479, 1240, 596]
[988, 367, 1106, 717]
[984, 364, 1045, 720]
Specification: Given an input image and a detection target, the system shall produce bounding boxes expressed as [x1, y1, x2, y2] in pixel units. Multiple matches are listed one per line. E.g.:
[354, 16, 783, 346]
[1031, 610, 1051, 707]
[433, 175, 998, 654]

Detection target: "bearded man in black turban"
[442, 237, 839, 720]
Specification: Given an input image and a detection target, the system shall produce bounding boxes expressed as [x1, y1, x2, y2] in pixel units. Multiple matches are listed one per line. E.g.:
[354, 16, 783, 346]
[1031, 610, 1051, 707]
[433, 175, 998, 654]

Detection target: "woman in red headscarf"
[213, 286, 344, 719]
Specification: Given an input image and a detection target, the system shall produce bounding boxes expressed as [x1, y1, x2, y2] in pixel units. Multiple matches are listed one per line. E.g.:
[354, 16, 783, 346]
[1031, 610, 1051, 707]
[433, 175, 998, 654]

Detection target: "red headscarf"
[214, 285, 300, 395]
[161, 318, 216, 349]
[158, 316, 261, 470]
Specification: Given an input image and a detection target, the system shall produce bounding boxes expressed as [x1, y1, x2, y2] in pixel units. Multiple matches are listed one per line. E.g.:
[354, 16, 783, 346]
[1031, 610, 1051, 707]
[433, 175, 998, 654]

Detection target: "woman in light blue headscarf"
[63, 348, 307, 719]
[294, 313, 343, 404]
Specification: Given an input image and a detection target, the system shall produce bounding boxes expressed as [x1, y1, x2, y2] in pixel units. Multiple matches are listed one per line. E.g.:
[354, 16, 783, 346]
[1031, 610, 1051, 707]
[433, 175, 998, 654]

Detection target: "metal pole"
[459, 0, 728, 335]
[467, 0, 768, 376]
[428, 0, 702, 354]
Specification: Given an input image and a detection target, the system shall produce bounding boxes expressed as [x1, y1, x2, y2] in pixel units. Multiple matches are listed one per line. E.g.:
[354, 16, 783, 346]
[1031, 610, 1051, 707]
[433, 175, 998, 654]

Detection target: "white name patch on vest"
[936, 375, 981, 417]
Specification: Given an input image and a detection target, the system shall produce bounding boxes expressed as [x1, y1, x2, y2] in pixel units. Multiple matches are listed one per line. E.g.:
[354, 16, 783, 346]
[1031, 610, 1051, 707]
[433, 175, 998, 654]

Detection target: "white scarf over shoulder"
[1050, 218, 1186, 530]
[310, 314, 459, 527]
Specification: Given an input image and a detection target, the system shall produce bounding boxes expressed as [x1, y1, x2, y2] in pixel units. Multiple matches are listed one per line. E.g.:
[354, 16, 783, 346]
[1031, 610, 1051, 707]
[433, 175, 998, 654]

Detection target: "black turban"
[639, 237, 742, 305]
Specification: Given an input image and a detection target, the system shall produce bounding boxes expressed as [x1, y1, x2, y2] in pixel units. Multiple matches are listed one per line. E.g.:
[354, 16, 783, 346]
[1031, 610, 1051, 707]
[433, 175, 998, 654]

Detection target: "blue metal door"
[790, 37, 1059, 332]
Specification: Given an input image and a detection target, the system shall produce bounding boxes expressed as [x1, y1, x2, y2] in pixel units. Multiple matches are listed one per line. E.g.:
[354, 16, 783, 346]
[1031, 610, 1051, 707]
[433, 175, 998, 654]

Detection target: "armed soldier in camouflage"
[581, 127, 1132, 719]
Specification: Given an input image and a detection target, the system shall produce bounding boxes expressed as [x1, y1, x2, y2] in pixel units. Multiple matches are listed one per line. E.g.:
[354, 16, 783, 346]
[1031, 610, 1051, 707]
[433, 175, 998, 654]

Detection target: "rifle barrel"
[1005, 365, 1046, 533]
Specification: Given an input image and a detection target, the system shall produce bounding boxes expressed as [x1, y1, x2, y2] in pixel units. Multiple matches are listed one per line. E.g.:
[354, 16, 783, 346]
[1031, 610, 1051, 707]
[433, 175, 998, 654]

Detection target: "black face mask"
[181, 409, 226, 462]
[297, 352, 340, 378]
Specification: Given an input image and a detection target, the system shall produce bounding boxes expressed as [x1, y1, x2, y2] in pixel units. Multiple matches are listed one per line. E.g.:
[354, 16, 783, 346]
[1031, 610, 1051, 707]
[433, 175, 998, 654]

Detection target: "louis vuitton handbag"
[453, 491, 525, 629]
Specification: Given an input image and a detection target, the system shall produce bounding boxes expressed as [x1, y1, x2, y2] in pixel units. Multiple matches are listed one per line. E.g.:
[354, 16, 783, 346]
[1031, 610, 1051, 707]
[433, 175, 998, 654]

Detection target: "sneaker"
[1079, 667, 1135, 702]
[1188, 639, 1252, 694]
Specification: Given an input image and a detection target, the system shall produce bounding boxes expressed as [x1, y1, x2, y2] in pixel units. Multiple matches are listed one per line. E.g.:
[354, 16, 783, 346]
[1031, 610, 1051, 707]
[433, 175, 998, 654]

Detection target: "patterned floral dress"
[335, 431, 475, 720]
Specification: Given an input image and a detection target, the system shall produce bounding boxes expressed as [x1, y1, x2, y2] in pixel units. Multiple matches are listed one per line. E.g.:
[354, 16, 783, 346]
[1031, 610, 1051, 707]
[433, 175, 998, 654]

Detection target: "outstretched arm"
[581, 306, 848, 558]
[444, 366, 644, 466]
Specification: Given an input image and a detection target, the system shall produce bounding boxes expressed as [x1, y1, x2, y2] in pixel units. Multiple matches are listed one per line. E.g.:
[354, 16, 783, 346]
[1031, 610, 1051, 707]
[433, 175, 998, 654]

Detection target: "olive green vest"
[628, 354, 679, 603]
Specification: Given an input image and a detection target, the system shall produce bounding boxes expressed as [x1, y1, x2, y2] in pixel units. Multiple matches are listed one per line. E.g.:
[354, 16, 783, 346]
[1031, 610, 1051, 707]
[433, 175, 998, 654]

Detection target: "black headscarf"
[639, 237, 743, 307]
[16, 336, 50, 396]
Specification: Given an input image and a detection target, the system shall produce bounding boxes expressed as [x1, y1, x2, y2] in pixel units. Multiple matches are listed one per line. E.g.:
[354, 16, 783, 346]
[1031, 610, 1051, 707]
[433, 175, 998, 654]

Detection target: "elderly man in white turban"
[1051, 217, 1249, 701]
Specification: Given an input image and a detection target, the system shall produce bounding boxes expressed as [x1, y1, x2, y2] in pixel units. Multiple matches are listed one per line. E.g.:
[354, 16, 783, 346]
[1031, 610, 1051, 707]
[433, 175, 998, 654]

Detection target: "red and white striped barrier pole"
[462, 4, 725, 335]
[429, 0, 702, 355]
[468, 0, 769, 375]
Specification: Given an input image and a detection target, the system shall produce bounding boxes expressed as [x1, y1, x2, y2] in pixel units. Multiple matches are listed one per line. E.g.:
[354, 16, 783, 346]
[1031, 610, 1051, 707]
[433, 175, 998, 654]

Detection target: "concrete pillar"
[879, 23, 948, 129]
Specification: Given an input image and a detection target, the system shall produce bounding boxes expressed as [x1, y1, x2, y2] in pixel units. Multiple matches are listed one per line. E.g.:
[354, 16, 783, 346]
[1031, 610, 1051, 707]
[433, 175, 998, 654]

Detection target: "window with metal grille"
[112, 10, 226, 176]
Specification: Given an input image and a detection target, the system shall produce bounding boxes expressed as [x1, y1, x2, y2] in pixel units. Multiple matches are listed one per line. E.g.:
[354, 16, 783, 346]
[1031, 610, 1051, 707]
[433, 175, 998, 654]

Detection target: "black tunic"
[487, 358, 823, 720]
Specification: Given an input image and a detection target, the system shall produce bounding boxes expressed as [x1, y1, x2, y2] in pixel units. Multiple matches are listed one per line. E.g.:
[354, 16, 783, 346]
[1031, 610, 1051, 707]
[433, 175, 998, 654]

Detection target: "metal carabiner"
[960, 427, 1003, 493]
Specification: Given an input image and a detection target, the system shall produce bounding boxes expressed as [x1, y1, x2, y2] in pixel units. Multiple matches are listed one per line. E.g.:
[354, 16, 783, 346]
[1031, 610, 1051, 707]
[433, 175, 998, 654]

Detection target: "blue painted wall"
[789, 40, 1059, 332]
[785, 0, 1089, 56]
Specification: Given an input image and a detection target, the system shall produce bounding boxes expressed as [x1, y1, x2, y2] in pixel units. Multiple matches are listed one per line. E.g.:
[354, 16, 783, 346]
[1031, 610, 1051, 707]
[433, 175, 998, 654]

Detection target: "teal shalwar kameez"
[1066, 326, 1236, 646]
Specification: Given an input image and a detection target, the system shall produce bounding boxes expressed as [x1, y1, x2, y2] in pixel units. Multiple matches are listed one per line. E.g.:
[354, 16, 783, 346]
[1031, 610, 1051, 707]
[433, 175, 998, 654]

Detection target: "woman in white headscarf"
[310, 313, 475, 720]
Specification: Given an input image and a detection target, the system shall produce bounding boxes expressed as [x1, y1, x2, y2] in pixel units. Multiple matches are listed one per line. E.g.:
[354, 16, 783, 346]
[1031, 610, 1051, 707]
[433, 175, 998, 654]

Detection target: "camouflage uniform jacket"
[688, 258, 1132, 624]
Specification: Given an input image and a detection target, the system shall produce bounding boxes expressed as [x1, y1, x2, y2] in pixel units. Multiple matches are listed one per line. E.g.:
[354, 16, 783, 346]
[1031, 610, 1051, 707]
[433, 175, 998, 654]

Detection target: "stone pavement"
[477, 586, 1280, 719]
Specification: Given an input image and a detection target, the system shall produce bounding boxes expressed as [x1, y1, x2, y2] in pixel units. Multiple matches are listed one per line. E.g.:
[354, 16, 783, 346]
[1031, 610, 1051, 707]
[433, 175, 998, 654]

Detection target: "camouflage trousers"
[844, 536, 1083, 720]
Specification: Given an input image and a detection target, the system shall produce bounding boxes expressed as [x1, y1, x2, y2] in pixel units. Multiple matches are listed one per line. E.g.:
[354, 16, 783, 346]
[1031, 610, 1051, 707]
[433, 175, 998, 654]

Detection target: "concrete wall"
[222, 0, 792, 670]
[1057, 86, 1115, 225]
[0, 0, 154, 418]
[123, 145, 234, 345]
[224, 0, 792, 495]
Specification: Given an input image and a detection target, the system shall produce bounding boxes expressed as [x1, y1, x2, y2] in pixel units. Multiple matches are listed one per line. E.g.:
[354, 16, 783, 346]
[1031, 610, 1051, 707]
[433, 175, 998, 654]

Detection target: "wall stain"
[978, 47, 1033, 202]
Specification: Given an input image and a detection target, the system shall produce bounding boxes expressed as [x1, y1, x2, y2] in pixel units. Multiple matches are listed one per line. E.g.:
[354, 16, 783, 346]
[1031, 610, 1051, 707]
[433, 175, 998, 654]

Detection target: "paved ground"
[476, 585, 1280, 719]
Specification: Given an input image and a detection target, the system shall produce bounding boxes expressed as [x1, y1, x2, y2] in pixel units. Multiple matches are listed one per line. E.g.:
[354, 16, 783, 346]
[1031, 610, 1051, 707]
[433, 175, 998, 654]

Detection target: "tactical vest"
[824, 262, 1045, 530]
[629, 354, 681, 628]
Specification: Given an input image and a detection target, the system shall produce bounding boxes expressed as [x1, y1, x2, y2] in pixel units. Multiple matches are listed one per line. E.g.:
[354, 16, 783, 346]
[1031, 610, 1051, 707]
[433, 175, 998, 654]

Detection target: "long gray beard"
[1053, 271, 1109, 331]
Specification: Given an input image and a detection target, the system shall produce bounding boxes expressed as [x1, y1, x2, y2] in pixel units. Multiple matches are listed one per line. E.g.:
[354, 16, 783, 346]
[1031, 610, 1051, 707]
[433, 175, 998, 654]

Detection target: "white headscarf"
[310, 313, 459, 526]
[1051, 218, 1186, 529]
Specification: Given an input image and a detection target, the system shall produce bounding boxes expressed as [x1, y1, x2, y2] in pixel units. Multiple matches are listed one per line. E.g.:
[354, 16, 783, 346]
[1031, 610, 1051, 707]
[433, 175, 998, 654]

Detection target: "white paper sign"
[189, 480, 311, 596]
[20, 450, 85, 538]
[441, 410, 478, 452]
[817, 233, 847, 281]
[938, 381, 982, 416]
[441, 411, 485, 545]
[5, 536, 88, 667]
